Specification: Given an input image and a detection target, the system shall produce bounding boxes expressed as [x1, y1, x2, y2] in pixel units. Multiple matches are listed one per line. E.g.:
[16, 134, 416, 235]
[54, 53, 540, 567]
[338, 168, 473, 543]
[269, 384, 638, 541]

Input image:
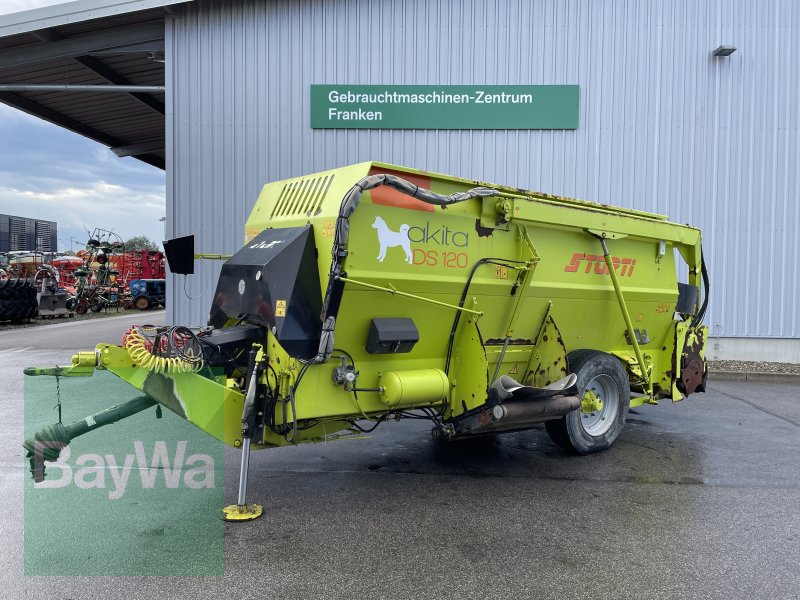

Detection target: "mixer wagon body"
[241, 161, 707, 418]
[24, 162, 708, 517]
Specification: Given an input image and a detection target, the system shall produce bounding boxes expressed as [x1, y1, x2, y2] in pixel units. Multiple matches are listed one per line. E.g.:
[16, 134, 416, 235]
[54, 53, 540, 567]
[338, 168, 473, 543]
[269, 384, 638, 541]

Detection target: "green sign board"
[310, 85, 579, 130]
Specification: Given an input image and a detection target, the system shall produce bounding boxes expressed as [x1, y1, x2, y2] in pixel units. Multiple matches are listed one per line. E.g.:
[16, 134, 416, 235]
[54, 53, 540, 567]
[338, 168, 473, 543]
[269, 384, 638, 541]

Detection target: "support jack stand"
[223, 348, 264, 522]
[222, 436, 263, 522]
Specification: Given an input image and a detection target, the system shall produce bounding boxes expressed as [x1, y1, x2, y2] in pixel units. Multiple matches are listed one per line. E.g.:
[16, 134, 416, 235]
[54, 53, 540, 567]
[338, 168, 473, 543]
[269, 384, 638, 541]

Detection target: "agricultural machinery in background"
[0, 258, 74, 322]
[66, 229, 166, 314]
[33, 264, 72, 319]
[0, 229, 166, 323]
[0, 277, 38, 322]
[0, 252, 56, 322]
[69, 228, 125, 314]
[129, 279, 166, 310]
[2, 250, 48, 276]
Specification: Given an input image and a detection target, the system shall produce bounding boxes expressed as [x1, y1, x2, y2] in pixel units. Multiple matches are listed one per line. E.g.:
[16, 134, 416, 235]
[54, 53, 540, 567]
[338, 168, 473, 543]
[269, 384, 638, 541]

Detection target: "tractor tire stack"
[0, 278, 39, 322]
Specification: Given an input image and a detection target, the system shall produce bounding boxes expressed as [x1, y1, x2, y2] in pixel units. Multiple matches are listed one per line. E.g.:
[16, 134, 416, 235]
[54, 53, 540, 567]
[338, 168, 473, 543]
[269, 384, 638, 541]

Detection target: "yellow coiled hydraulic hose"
[123, 326, 203, 374]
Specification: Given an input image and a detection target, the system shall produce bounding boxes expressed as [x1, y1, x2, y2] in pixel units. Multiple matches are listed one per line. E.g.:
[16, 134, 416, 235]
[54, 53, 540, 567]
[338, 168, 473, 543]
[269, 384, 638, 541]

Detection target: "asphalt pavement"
[1, 314, 798, 599]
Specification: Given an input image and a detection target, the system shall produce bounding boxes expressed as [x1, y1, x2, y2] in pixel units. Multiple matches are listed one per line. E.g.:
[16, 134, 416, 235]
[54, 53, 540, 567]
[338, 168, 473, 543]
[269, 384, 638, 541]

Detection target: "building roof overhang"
[0, 0, 195, 170]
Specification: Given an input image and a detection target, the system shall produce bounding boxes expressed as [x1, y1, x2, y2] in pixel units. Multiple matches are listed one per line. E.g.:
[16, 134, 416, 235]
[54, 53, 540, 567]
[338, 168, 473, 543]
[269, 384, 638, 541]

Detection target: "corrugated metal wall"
[166, 0, 800, 340]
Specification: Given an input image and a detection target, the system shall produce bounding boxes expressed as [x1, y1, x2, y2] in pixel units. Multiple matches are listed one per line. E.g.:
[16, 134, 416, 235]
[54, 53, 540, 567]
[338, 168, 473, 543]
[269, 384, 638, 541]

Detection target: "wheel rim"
[580, 374, 619, 436]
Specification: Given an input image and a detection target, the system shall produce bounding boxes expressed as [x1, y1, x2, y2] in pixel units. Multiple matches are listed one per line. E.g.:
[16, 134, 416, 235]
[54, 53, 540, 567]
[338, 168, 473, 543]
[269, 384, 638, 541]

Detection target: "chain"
[54, 367, 62, 424]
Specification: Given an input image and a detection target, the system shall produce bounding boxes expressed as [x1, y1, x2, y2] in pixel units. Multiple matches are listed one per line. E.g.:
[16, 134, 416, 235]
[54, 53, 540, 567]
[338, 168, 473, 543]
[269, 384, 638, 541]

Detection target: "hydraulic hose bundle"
[122, 325, 205, 374]
[318, 173, 501, 355]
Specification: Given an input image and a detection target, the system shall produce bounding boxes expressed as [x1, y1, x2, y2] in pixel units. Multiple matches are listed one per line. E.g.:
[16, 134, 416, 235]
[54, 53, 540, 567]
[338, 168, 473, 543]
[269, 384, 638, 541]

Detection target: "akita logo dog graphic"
[372, 216, 412, 263]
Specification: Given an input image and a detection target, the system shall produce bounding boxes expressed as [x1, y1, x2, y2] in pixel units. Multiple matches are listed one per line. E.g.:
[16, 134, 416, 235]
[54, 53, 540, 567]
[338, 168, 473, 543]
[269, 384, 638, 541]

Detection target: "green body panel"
[448, 307, 489, 417]
[96, 344, 241, 445]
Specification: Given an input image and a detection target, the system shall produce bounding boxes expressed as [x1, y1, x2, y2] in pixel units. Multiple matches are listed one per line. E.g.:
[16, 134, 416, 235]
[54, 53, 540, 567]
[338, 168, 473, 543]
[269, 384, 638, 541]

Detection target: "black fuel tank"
[208, 226, 322, 359]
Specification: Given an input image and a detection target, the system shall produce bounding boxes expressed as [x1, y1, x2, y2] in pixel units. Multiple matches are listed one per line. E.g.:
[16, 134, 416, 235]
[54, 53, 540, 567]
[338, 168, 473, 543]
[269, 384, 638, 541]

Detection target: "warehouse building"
[0, 0, 797, 361]
[0, 213, 57, 253]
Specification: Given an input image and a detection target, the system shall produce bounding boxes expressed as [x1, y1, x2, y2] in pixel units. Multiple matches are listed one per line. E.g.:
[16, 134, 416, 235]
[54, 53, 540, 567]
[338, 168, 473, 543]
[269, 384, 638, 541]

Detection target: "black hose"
[321, 174, 501, 322]
[694, 251, 710, 326]
[281, 361, 311, 441]
[349, 414, 389, 433]
[266, 363, 278, 395]
[444, 257, 527, 376]
[333, 174, 499, 256]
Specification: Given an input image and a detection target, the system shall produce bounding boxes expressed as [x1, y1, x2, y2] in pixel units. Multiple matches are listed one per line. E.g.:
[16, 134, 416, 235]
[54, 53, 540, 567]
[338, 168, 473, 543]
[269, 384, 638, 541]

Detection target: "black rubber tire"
[134, 295, 151, 310]
[545, 350, 630, 454]
[89, 303, 103, 313]
[75, 301, 88, 315]
[0, 278, 39, 321]
[0, 277, 30, 299]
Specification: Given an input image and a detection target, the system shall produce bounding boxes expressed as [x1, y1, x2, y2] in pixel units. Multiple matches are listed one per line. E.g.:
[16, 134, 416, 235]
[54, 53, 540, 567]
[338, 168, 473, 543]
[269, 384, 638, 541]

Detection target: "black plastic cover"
[208, 226, 322, 359]
[677, 283, 699, 316]
[163, 235, 195, 275]
[201, 324, 265, 369]
[366, 318, 419, 354]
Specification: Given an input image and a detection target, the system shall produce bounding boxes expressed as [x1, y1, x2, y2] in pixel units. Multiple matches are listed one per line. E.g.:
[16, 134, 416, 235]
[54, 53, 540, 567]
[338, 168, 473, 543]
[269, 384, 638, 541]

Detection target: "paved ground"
[1, 314, 798, 599]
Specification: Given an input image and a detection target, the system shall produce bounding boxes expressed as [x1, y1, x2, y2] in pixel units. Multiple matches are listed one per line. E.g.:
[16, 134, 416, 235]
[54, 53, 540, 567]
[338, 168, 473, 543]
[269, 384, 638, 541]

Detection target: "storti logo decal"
[373, 216, 412, 263]
[564, 252, 636, 276]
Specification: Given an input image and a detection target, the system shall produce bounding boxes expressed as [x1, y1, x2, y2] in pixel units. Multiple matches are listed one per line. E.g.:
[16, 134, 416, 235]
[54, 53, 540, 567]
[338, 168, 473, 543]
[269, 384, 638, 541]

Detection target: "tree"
[125, 236, 160, 252]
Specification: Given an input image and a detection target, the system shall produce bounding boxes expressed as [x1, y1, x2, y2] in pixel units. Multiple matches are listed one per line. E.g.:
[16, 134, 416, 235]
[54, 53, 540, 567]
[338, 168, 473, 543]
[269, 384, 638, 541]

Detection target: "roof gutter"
[0, 0, 192, 38]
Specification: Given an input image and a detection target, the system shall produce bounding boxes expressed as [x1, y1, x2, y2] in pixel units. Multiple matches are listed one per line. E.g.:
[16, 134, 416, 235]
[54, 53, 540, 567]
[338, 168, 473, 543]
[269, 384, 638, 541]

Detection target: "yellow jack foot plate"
[222, 503, 263, 522]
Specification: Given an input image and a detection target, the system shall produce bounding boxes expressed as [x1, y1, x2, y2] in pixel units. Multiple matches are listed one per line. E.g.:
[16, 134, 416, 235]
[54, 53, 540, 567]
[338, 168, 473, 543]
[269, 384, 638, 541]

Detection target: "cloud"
[0, 181, 164, 228]
[0, 101, 165, 251]
[0, 176, 166, 251]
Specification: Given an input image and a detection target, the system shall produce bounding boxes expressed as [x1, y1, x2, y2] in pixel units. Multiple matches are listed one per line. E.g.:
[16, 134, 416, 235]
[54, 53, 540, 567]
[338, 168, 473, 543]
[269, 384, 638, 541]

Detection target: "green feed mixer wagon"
[24, 162, 709, 520]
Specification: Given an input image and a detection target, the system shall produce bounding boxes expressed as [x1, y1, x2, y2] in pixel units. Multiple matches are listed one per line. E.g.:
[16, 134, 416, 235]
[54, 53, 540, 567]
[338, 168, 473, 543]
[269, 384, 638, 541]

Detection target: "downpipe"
[450, 394, 580, 438]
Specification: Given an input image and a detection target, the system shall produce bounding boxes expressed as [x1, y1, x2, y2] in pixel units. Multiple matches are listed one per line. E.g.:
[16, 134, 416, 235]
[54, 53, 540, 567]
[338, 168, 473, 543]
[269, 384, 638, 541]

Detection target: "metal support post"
[491, 226, 540, 383]
[599, 236, 653, 395]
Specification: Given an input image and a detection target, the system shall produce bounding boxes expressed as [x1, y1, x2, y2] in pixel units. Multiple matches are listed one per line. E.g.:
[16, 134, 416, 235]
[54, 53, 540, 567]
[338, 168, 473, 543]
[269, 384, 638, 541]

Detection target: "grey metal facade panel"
[167, 0, 800, 338]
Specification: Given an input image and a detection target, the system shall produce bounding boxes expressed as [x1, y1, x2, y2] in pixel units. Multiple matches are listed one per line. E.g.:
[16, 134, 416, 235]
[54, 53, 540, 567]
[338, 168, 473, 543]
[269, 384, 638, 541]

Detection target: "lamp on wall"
[713, 45, 736, 57]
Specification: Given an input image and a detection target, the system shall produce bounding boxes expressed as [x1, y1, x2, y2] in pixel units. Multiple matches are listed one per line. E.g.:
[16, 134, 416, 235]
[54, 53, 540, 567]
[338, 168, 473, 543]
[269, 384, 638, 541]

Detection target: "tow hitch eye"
[581, 390, 603, 414]
[73, 351, 99, 367]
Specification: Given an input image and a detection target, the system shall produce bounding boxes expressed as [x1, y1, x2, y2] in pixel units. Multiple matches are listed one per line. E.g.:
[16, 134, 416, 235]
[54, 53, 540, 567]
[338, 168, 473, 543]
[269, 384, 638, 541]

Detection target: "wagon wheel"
[134, 296, 151, 310]
[75, 301, 89, 315]
[545, 350, 630, 454]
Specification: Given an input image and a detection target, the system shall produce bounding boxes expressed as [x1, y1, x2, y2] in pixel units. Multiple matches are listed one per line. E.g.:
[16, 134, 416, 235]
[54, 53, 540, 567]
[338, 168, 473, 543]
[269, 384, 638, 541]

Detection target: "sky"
[0, 0, 166, 253]
[0, 0, 65, 13]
